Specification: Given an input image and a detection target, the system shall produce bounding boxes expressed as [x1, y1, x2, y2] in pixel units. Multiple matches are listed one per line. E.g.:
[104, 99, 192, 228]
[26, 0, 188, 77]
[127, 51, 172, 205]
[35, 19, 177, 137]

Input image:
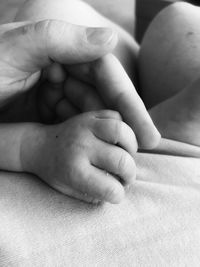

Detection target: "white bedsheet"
[1, 1, 200, 266]
[0, 138, 200, 266]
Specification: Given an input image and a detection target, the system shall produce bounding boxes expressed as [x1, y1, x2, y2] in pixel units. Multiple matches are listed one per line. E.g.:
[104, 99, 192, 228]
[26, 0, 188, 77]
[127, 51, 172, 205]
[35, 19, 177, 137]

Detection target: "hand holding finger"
[67, 55, 161, 149]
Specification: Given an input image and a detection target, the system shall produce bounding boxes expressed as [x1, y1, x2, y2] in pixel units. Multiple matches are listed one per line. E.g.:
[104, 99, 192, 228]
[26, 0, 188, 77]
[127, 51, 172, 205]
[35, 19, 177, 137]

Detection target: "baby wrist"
[20, 123, 48, 175]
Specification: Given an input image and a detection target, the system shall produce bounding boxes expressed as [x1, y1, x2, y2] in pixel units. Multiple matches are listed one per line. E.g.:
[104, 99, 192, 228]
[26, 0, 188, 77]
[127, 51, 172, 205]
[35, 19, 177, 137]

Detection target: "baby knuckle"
[117, 153, 132, 175]
[86, 198, 100, 205]
[111, 120, 122, 144]
[84, 173, 95, 191]
[68, 158, 87, 184]
[91, 199, 101, 205]
[103, 185, 119, 202]
[66, 162, 80, 185]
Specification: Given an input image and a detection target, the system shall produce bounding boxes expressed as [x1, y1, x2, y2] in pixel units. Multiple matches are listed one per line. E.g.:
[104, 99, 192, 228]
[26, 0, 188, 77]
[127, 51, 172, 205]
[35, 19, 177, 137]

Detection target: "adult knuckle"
[34, 20, 51, 36]
[19, 23, 32, 35]
[36, 19, 70, 47]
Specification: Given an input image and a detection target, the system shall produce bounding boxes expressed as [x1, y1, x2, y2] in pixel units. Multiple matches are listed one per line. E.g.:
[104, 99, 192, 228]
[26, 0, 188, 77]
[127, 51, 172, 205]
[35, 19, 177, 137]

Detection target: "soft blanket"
[1, 1, 200, 266]
[0, 138, 200, 266]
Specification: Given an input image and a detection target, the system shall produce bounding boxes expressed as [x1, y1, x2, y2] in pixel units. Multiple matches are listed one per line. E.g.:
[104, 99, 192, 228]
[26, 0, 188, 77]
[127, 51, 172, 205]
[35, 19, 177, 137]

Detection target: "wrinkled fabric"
[0, 1, 200, 266]
[0, 138, 200, 266]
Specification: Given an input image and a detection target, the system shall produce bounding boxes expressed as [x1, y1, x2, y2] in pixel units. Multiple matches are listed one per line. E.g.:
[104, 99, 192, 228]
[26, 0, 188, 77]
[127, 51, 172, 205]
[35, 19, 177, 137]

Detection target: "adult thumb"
[2, 19, 118, 74]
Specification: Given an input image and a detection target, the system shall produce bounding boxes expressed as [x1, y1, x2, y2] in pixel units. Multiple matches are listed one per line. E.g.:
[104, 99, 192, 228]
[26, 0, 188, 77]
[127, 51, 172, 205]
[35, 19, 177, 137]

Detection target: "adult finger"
[40, 81, 63, 110]
[56, 98, 79, 120]
[92, 54, 161, 149]
[2, 20, 118, 74]
[64, 77, 105, 112]
[67, 55, 161, 149]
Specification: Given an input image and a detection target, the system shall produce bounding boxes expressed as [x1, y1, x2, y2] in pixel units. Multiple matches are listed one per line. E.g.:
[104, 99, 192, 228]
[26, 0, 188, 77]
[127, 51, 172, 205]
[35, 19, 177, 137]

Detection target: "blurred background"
[135, 0, 199, 42]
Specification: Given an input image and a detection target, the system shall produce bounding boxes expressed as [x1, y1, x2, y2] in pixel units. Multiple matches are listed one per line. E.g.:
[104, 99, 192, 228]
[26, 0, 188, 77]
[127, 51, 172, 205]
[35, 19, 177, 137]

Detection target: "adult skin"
[14, 0, 160, 149]
[0, 16, 160, 203]
[15, 0, 139, 82]
[0, 21, 136, 204]
[139, 2, 200, 108]
[139, 2, 200, 146]
[16, 0, 200, 148]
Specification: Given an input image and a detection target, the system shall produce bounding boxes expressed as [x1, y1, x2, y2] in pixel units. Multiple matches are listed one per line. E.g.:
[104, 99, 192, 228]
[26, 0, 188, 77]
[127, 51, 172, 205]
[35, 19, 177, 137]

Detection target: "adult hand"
[65, 54, 161, 149]
[0, 19, 160, 149]
[0, 20, 117, 109]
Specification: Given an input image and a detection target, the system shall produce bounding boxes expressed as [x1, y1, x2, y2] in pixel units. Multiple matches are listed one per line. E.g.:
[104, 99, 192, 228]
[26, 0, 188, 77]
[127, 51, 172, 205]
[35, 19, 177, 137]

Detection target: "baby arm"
[0, 110, 137, 204]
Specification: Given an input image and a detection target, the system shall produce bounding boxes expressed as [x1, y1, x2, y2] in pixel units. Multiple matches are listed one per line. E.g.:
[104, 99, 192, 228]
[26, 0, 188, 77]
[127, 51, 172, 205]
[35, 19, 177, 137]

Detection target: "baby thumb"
[2, 20, 118, 73]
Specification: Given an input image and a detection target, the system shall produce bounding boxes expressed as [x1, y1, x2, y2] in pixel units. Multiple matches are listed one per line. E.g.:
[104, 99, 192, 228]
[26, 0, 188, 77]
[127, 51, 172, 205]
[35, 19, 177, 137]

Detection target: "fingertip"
[109, 192, 124, 204]
[139, 127, 161, 149]
[46, 63, 67, 83]
[105, 185, 125, 204]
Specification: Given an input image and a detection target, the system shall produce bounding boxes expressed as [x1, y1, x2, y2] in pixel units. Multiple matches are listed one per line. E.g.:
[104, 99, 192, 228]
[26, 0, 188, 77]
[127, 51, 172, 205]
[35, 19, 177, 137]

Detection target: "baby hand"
[22, 110, 137, 204]
[39, 54, 160, 149]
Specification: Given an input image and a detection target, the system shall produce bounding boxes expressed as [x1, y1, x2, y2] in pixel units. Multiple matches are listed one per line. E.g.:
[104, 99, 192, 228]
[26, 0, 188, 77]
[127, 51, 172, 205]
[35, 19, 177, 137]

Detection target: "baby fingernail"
[86, 27, 114, 45]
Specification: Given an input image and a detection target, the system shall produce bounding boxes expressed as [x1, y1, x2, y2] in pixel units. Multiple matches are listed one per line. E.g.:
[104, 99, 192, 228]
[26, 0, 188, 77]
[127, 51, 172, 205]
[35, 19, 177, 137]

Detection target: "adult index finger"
[91, 54, 161, 149]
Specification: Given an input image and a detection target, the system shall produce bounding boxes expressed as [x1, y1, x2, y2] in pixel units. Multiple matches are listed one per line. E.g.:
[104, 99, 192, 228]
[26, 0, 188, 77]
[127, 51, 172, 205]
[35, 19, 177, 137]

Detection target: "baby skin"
[21, 110, 137, 204]
[0, 19, 160, 204]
